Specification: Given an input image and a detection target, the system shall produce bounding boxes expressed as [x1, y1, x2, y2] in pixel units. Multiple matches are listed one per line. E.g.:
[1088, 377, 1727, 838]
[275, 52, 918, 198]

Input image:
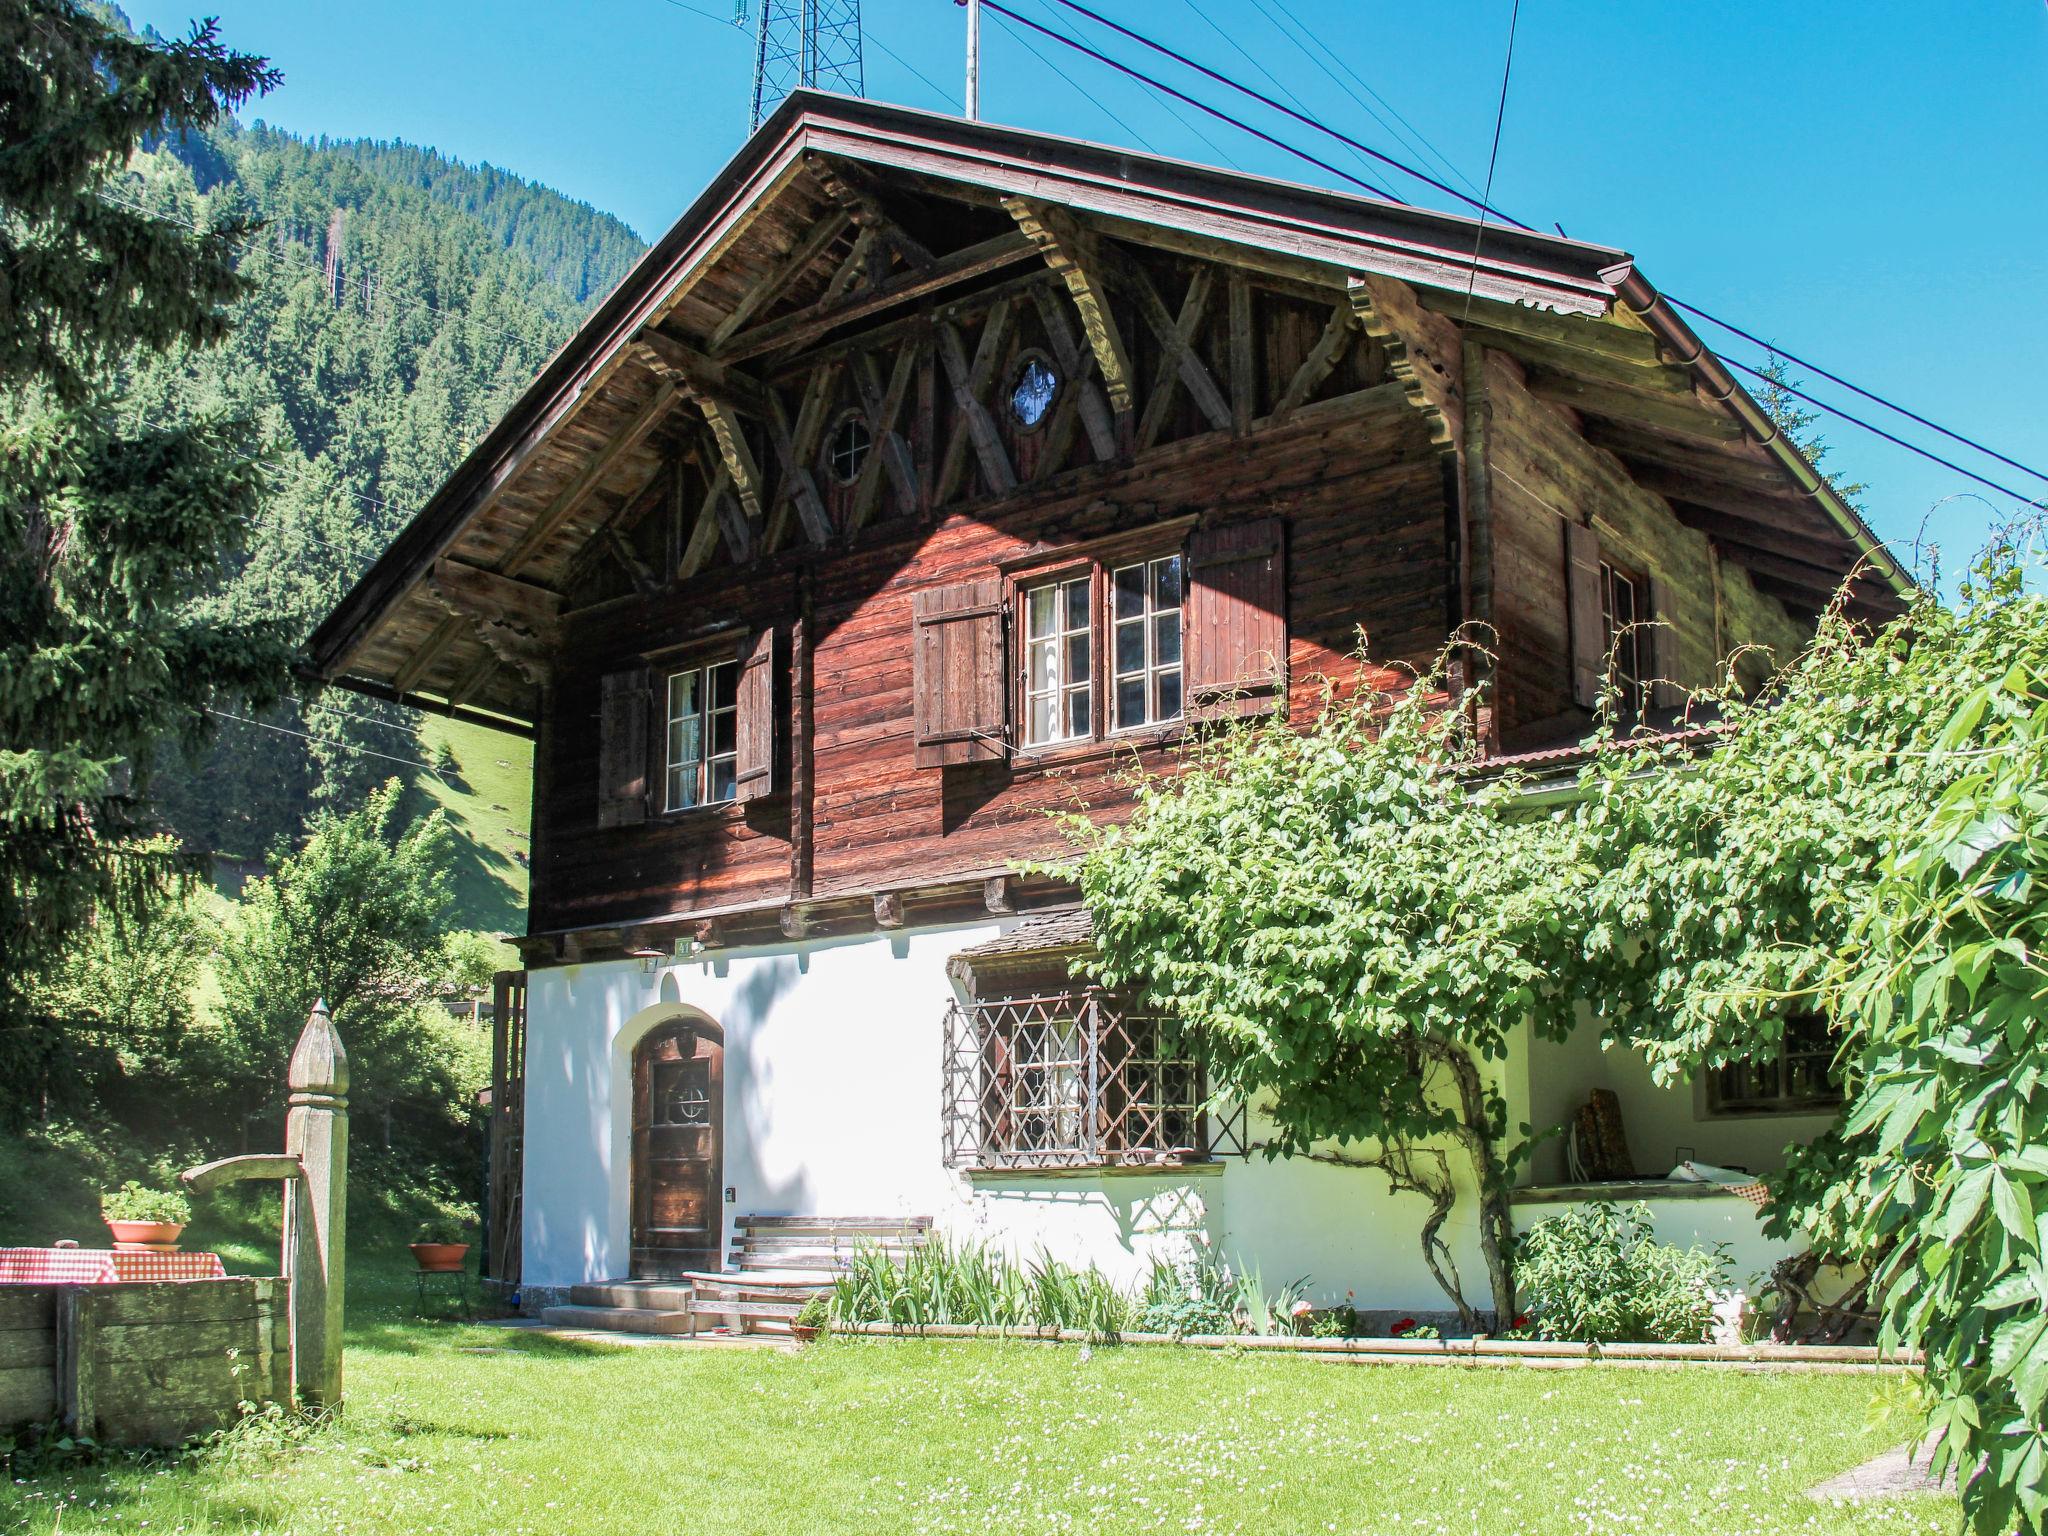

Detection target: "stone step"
[569, 1282, 694, 1310]
[540, 1304, 696, 1336]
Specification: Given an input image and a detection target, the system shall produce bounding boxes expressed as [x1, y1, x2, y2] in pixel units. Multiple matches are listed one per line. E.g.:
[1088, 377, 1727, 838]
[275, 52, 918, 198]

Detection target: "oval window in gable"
[1009, 353, 1059, 431]
[825, 409, 872, 485]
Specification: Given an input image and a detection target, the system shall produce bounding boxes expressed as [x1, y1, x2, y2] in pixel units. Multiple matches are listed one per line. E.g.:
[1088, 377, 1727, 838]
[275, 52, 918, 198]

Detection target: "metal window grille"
[942, 989, 1246, 1169]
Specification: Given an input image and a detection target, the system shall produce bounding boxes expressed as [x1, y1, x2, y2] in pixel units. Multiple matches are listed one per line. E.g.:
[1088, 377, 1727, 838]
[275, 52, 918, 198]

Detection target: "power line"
[1249, 0, 1483, 202]
[1458, 0, 1521, 326]
[975, 0, 1400, 200]
[1672, 299, 2048, 489]
[1717, 355, 2041, 507]
[207, 707, 446, 780]
[862, 18, 963, 109]
[656, 0, 749, 30]
[1023, 0, 1510, 220]
[989, 9, 1160, 156]
[1023, 0, 1245, 167]
[990, 0, 2042, 510]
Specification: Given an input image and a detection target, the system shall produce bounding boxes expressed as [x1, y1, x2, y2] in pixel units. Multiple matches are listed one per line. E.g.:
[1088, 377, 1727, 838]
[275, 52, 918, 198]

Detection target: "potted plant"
[409, 1219, 472, 1273]
[102, 1182, 191, 1251]
[791, 1293, 829, 1342]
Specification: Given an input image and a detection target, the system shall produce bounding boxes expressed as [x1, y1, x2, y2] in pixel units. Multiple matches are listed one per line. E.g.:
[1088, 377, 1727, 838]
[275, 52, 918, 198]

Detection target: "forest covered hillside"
[118, 106, 647, 927]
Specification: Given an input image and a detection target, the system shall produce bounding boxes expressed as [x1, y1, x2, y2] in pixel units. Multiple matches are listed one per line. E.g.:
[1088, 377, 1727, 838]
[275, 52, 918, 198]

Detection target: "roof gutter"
[1602, 262, 1914, 601]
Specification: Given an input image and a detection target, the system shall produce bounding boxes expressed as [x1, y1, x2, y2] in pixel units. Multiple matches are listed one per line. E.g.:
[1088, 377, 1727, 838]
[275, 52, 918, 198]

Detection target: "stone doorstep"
[569, 1281, 694, 1310]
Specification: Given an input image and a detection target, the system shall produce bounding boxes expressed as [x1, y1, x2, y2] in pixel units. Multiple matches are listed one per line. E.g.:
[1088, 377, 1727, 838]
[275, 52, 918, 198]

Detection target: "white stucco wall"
[520, 924, 1805, 1309]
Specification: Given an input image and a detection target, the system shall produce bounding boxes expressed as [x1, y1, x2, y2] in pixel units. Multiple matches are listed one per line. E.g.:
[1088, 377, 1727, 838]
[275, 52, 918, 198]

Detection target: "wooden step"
[686, 1297, 804, 1320]
[570, 1282, 694, 1310]
[540, 1304, 695, 1336]
[738, 1215, 931, 1231]
[680, 1269, 835, 1290]
[731, 1239, 918, 1258]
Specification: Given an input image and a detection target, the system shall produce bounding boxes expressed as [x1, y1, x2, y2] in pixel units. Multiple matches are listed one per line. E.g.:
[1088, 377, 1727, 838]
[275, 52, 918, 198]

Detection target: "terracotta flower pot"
[106, 1219, 185, 1253]
[409, 1242, 470, 1273]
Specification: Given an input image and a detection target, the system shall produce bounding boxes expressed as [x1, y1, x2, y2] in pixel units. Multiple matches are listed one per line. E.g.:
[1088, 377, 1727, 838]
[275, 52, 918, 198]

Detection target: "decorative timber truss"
[310, 93, 1912, 740]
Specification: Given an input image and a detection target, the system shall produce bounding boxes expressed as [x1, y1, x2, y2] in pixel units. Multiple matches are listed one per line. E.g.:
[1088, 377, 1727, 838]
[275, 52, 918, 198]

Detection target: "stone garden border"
[833, 1321, 1918, 1373]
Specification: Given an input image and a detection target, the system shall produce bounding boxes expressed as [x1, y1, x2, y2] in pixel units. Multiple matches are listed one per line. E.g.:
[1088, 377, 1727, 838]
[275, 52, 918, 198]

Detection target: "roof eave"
[1604, 261, 1915, 602]
[306, 95, 1637, 687]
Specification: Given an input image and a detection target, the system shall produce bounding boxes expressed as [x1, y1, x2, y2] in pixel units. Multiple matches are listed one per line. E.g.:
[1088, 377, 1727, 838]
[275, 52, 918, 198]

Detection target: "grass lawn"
[410, 716, 531, 937]
[0, 1261, 1958, 1536]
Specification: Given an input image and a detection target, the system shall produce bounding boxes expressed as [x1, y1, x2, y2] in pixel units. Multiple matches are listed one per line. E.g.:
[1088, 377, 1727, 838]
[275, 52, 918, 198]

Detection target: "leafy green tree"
[1064, 667, 1574, 1328]
[26, 846, 211, 1129]
[210, 779, 485, 1202]
[213, 780, 458, 1120]
[0, 1, 292, 1115]
[1818, 639, 2048, 1534]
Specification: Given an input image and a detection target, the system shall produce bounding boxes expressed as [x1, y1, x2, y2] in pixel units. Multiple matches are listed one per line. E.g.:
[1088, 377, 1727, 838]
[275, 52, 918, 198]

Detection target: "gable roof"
[308, 90, 1910, 731]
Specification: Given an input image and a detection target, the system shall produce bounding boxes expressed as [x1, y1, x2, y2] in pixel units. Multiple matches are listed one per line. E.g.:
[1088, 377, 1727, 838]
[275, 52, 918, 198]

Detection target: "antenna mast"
[751, 0, 865, 132]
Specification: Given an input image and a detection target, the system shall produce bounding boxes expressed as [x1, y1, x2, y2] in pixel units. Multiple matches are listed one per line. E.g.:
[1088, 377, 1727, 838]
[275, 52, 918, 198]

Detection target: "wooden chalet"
[310, 93, 1907, 1319]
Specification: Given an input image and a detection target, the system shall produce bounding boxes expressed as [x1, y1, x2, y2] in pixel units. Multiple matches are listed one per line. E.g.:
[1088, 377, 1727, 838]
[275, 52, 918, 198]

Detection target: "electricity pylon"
[751, 0, 865, 132]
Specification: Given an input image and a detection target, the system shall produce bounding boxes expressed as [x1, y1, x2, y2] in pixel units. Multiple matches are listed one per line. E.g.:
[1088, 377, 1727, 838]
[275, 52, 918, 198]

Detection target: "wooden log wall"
[532, 384, 1450, 934]
[0, 1279, 290, 1446]
[1481, 350, 1810, 747]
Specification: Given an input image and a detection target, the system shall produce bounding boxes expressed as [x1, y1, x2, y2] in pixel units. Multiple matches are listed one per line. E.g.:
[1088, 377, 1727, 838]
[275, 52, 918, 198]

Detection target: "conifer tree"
[0, 2, 293, 1113]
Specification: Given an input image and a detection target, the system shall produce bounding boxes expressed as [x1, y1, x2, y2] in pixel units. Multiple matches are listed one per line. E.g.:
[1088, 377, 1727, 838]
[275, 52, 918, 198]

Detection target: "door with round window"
[630, 1017, 724, 1277]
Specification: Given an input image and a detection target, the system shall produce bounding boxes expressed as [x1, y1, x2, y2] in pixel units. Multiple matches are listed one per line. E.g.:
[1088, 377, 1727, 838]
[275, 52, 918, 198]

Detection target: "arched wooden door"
[630, 1018, 723, 1278]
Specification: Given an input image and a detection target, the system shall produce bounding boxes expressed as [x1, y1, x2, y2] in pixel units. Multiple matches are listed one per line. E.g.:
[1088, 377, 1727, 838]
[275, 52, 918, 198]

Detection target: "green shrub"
[1136, 1252, 1308, 1337]
[101, 1181, 191, 1225]
[1515, 1202, 1731, 1344]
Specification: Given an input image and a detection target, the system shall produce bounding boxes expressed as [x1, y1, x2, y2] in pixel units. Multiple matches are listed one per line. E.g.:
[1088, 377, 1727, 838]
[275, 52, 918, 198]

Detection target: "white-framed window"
[1111, 554, 1184, 731]
[1023, 574, 1092, 747]
[664, 659, 739, 811]
[1601, 559, 1648, 713]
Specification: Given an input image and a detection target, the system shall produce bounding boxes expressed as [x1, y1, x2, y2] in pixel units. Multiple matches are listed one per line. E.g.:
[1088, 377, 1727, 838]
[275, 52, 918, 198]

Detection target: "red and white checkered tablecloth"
[0, 1247, 228, 1283]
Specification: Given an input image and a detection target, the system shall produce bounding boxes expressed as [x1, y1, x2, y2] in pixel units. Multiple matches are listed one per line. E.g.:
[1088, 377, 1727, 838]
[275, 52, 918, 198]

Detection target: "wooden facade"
[309, 95, 1911, 964]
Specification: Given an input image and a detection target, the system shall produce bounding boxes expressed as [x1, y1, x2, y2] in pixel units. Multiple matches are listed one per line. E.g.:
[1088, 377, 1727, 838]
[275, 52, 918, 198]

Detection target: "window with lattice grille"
[941, 985, 1244, 1169]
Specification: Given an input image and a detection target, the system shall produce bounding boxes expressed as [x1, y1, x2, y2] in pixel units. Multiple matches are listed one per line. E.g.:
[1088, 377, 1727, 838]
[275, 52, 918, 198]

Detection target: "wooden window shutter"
[912, 578, 1008, 767]
[598, 666, 651, 828]
[734, 627, 777, 801]
[1565, 520, 1604, 710]
[1645, 576, 1685, 711]
[1185, 517, 1287, 720]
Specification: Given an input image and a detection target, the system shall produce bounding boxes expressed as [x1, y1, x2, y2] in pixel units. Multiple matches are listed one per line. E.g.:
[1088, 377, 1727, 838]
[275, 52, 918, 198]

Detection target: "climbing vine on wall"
[1066, 547, 2048, 1534]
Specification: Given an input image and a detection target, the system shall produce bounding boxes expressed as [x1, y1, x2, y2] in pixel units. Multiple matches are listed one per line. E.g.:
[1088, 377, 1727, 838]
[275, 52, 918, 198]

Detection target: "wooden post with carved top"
[285, 1001, 348, 1408]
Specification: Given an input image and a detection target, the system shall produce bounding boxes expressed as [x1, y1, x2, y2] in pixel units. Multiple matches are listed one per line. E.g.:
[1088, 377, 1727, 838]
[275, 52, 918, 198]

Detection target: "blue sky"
[129, 0, 2047, 573]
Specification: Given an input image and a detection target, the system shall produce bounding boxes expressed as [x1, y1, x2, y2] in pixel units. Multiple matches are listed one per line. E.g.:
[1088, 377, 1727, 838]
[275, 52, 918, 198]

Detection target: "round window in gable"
[825, 410, 872, 485]
[1009, 352, 1060, 430]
